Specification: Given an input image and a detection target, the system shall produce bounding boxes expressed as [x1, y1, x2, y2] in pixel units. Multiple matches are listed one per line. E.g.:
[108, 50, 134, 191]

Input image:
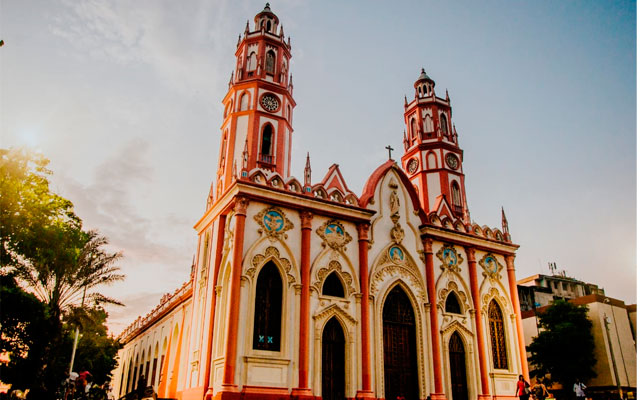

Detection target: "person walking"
[532, 378, 549, 400]
[516, 375, 531, 400]
[573, 379, 587, 400]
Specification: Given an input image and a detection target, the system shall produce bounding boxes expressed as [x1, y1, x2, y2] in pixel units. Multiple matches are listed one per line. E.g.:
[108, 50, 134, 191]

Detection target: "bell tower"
[216, 3, 296, 197]
[400, 69, 470, 221]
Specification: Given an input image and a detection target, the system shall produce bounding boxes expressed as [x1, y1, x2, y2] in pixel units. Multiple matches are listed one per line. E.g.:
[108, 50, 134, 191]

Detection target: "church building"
[112, 4, 529, 400]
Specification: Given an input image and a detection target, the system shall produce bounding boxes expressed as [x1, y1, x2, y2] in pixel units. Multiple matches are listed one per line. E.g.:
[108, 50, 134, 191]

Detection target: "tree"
[1, 148, 125, 399]
[0, 273, 50, 391]
[528, 300, 596, 394]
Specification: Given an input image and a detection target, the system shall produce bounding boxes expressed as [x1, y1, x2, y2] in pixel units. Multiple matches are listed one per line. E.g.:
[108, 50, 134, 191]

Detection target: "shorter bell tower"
[400, 69, 470, 221]
[215, 3, 296, 197]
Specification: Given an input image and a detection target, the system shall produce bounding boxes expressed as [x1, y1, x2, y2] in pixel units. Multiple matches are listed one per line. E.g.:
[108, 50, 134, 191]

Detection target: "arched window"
[240, 93, 249, 111]
[445, 292, 462, 314]
[266, 50, 276, 75]
[247, 52, 257, 71]
[322, 272, 345, 297]
[261, 125, 273, 156]
[440, 113, 449, 135]
[488, 300, 508, 369]
[410, 118, 417, 139]
[451, 181, 462, 207]
[253, 261, 283, 351]
[266, 20, 272, 32]
[220, 133, 227, 166]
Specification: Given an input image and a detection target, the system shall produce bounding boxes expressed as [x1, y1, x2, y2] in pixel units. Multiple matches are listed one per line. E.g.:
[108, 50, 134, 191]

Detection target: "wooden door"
[383, 286, 419, 400]
[322, 317, 345, 400]
[449, 332, 468, 400]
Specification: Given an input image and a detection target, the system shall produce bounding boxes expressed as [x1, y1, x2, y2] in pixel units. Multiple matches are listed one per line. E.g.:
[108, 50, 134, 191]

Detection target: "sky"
[1, 0, 636, 334]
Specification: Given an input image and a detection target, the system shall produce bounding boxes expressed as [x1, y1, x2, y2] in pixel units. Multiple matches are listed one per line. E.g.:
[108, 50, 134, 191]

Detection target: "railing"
[259, 154, 274, 164]
[118, 279, 193, 341]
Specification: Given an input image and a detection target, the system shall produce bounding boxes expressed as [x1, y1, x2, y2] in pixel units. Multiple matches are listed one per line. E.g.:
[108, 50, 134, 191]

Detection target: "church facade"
[112, 5, 529, 400]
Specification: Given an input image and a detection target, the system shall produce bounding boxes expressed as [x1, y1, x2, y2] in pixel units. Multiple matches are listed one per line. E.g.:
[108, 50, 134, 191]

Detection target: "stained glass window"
[488, 299, 508, 369]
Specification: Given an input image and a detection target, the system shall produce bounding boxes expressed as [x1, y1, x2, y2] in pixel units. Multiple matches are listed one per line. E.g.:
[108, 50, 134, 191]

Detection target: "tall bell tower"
[400, 69, 470, 221]
[216, 3, 296, 197]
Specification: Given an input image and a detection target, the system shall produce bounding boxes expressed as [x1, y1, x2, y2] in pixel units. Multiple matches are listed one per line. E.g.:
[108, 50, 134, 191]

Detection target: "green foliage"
[527, 300, 596, 390]
[0, 148, 125, 399]
[0, 273, 50, 391]
[63, 306, 122, 386]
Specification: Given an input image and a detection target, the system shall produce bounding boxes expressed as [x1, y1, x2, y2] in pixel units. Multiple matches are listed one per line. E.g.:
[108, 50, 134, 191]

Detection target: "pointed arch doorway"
[322, 317, 345, 400]
[449, 332, 469, 400]
[383, 285, 419, 400]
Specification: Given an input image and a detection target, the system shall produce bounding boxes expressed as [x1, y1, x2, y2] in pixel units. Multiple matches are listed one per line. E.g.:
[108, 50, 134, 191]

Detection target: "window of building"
[451, 181, 462, 207]
[266, 50, 276, 74]
[261, 125, 273, 156]
[322, 272, 345, 297]
[240, 93, 249, 111]
[488, 299, 508, 369]
[247, 52, 257, 71]
[445, 292, 462, 314]
[253, 261, 282, 351]
[562, 282, 567, 291]
[440, 113, 449, 135]
[410, 117, 417, 139]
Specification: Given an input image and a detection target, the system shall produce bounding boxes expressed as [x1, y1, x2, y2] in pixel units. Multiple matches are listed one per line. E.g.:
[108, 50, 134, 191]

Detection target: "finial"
[404, 95, 408, 106]
[501, 207, 510, 235]
[304, 152, 312, 187]
[245, 20, 249, 34]
[385, 145, 394, 160]
[287, 36, 291, 47]
[232, 162, 238, 181]
[279, 25, 284, 37]
[446, 89, 450, 101]
[237, 34, 241, 46]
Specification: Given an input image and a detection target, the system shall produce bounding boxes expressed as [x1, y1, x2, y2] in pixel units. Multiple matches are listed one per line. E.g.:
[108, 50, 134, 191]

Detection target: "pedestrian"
[573, 379, 587, 400]
[532, 378, 549, 400]
[515, 375, 531, 400]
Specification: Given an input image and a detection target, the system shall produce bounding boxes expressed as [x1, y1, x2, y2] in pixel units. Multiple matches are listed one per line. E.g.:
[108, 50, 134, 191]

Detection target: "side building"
[518, 274, 637, 399]
[112, 5, 529, 400]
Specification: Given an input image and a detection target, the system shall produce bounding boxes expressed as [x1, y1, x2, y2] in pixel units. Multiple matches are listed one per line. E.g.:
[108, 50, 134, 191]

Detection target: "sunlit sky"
[1, 0, 636, 334]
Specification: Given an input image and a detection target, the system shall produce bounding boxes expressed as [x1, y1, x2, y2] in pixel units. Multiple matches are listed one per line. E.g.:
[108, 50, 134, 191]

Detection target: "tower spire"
[304, 152, 312, 188]
[502, 207, 510, 237]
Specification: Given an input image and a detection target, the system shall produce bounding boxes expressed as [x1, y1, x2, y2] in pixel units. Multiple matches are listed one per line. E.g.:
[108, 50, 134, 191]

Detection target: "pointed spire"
[245, 20, 250, 35]
[404, 95, 408, 107]
[237, 34, 241, 46]
[232, 162, 238, 181]
[304, 152, 312, 188]
[502, 207, 510, 236]
[446, 89, 450, 101]
[229, 71, 234, 87]
[279, 25, 284, 38]
[206, 182, 214, 209]
[287, 36, 291, 47]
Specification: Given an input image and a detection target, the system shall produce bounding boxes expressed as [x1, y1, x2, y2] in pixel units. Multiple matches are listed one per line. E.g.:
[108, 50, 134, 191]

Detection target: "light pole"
[603, 310, 623, 400]
[68, 286, 87, 376]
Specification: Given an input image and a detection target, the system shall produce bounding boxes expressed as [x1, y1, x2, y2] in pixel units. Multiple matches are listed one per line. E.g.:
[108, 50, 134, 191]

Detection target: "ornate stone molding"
[313, 303, 357, 325]
[247, 246, 295, 285]
[479, 253, 504, 281]
[316, 220, 352, 251]
[254, 206, 294, 242]
[437, 280, 470, 314]
[440, 319, 475, 338]
[234, 196, 249, 215]
[299, 210, 313, 230]
[370, 254, 426, 302]
[356, 222, 370, 241]
[312, 260, 355, 297]
[390, 223, 405, 244]
[436, 244, 464, 274]
[481, 287, 509, 314]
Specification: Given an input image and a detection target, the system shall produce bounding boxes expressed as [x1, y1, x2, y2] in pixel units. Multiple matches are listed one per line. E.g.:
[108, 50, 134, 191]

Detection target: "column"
[292, 211, 313, 398]
[423, 238, 446, 400]
[466, 247, 491, 400]
[505, 254, 529, 380]
[204, 215, 227, 399]
[221, 197, 249, 392]
[356, 223, 374, 398]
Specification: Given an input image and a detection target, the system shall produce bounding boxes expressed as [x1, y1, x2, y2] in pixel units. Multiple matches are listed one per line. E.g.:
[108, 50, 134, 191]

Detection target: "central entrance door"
[322, 317, 345, 400]
[449, 332, 468, 400]
[383, 285, 419, 400]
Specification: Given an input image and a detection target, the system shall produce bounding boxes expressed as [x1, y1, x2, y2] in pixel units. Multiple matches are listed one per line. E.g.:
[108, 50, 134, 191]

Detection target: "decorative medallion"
[436, 244, 463, 273]
[247, 246, 295, 285]
[260, 93, 280, 112]
[388, 246, 405, 264]
[312, 260, 355, 296]
[445, 153, 459, 170]
[480, 253, 504, 280]
[407, 158, 418, 174]
[316, 220, 352, 252]
[254, 206, 293, 241]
